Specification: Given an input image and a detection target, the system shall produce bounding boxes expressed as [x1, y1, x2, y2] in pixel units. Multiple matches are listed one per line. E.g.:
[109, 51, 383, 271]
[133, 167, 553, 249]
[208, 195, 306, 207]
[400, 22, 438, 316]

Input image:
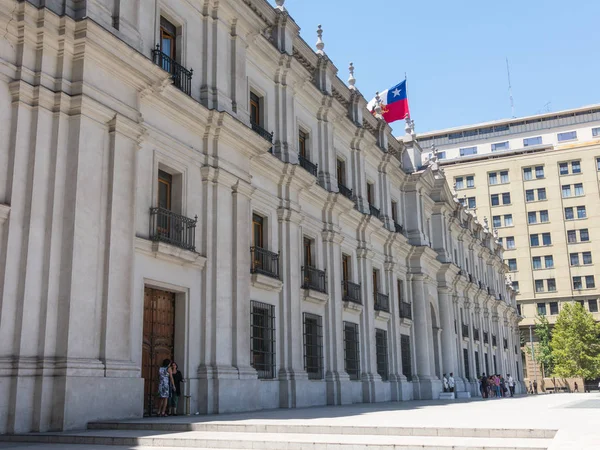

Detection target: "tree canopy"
[551, 303, 600, 379]
[534, 314, 554, 377]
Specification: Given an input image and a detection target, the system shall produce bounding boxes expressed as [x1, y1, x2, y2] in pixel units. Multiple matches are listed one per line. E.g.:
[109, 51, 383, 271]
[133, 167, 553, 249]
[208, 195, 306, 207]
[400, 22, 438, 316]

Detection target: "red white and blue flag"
[367, 80, 410, 124]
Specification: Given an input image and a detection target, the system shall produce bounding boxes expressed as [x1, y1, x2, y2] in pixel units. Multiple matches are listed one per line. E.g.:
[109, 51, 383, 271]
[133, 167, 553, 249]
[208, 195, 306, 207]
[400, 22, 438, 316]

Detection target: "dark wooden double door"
[142, 287, 175, 416]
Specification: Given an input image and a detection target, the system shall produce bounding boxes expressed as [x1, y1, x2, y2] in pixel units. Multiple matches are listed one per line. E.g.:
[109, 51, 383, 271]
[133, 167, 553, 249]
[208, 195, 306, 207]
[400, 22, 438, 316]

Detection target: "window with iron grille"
[400, 334, 412, 381]
[303, 313, 323, 380]
[463, 348, 470, 380]
[250, 301, 276, 379]
[343, 322, 360, 380]
[375, 329, 389, 381]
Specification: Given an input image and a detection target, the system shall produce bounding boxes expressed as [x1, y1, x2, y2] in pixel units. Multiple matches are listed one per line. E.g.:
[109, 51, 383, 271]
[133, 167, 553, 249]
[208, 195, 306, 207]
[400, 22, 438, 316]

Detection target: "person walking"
[448, 373, 455, 393]
[157, 359, 175, 417]
[507, 374, 515, 397]
[500, 375, 506, 397]
[169, 362, 184, 416]
[494, 375, 501, 398]
[480, 374, 487, 398]
[533, 379, 538, 395]
[574, 382, 578, 393]
[528, 381, 533, 394]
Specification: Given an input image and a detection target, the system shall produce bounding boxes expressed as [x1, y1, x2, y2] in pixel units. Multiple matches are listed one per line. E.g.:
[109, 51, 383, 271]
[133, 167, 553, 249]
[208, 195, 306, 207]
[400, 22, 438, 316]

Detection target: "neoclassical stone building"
[0, 0, 523, 433]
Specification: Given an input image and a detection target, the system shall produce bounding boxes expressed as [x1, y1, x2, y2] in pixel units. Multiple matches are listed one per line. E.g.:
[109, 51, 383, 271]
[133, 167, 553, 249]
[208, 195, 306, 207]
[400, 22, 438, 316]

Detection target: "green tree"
[534, 315, 554, 377]
[551, 303, 600, 379]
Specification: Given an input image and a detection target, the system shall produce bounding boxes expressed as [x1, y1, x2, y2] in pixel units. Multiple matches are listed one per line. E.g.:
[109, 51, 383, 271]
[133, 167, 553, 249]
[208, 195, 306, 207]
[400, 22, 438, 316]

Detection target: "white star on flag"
[392, 88, 401, 97]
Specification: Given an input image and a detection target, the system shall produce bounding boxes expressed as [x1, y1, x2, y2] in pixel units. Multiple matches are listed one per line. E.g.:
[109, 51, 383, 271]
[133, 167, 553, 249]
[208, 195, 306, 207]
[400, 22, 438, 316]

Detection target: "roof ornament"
[404, 115, 413, 135]
[275, 0, 286, 10]
[483, 216, 489, 232]
[316, 24, 325, 55]
[452, 182, 458, 201]
[374, 92, 383, 119]
[348, 62, 356, 90]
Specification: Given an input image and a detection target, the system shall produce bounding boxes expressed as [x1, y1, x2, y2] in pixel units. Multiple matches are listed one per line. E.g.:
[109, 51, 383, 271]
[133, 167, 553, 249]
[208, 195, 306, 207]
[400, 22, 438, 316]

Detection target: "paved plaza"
[1, 393, 599, 449]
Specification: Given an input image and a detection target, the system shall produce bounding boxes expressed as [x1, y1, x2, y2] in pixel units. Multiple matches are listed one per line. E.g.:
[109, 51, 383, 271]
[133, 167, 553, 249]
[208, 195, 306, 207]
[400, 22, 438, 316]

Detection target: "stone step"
[88, 420, 557, 439]
[0, 429, 554, 449]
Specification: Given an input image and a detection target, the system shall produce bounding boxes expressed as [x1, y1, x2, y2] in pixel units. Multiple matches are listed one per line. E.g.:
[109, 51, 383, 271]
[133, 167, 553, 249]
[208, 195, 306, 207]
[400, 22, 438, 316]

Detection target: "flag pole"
[404, 72, 410, 119]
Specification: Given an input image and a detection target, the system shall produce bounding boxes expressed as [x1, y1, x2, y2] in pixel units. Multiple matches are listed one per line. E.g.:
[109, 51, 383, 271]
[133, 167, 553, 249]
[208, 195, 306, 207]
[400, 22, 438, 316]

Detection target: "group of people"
[156, 359, 184, 417]
[480, 374, 515, 398]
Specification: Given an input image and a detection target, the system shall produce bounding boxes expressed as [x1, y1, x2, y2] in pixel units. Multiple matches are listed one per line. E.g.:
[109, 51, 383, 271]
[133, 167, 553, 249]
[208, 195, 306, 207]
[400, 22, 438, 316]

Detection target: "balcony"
[250, 246, 280, 279]
[394, 222, 403, 234]
[399, 301, 412, 320]
[301, 266, 327, 293]
[369, 204, 381, 218]
[462, 324, 469, 338]
[473, 328, 480, 342]
[484, 332, 489, 345]
[251, 121, 274, 143]
[149, 207, 197, 251]
[298, 154, 318, 177]
[492, 335, 498, 347]
[342, 280, 361, 304]
[338, 183, 353, 200]
[374, 292, 390, 312]
[152, 45, 193, 96]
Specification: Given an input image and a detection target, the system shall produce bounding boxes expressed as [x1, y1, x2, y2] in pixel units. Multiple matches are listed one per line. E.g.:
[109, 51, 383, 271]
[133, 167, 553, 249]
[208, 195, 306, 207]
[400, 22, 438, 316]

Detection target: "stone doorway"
[142, 287, 176, 416]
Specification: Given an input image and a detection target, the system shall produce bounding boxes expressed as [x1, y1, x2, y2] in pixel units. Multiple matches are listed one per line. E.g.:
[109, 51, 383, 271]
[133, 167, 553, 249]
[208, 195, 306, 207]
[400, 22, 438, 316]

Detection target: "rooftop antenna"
[544, 102, 551, 113]
[506, 58, 515, 118]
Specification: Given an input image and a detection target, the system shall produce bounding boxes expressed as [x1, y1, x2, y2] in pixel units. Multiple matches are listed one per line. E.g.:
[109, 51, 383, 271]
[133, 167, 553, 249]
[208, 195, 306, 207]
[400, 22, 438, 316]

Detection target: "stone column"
[385, 261, 402, 401]
[350, 148, 368, 213]
[438, 287, 458, 378]
[357, 246, 378, 402]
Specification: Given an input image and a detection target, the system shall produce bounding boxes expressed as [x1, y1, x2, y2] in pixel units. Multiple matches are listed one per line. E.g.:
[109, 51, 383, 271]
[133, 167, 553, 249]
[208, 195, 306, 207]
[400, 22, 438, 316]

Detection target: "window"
[577, 300, 585, 308]
[540, 210, 549, 223]
[491, 141, 509, 152]
[562, 185, 572, 198]
[589, 299, 599, 313]
[523, 167, 532, 181]
[559, 163, 569, 176]
[542, 233, 552, 246]
[502, 192, 511, 204]
[372, 269, 380, 294]
[530, 234, 540, 247]
[250, 301, 276, 379]
[252, 213, 265, 249]
[574, 183, 584, 196]
[532, 256, 542, 270]
[303, 237, 314, 267]
[337, 159, 347, 187]
[544, 255, 554, 269]
[460, 146, 477, 156]
[463, 348, 470, 380]
[160, 17, 177, 61]
[577, 206, 587, 219]
[567, 230, 577, 243]
[375, 329, 389, 381]
[489, 172, 498, 185]
[593, 127, 600, 137]
[572, 161, 581, 174]
[391, 200, 398, 224]
[517, 304, 522, 315]
[342, 254, 351, 281]
[400, 334, 412, 381]
[586, 276, 595, 289]
[468, 197, 476, 209]
[549, 302, 559, 315]
[366, 182, 375, 205]
[538, 188, 547, 200]
[547, 278, 556, 292]
[250, 92, 261, 125]
[583, 251, 593, 265]
[500, 171, 509, 183]
[565, 207, 574, 220]
[343, 322, 360, 380]
[570, 253, 580, 266]
[524, 136, 542, 147]
[397, 278, 405, 305]
[537, 301, 546, 313]
[526, 189, 535, 202]
[528, 211, 537, 224]
[158, 170, 172, 210]
[506, 236, 515, 249]
[491, 194, 499, 206]
[512, 281, 520, 292]
[573, 276, 582, 290]
[455, 177, 464, 190]
[558, 131, 577, 141]
[493, 216, 501, 228]
[303, 313, 323, 380]
[535, 166, 544, 178]
[507, 259, 517, 271]
[438, 151, 446, 160]
[298, 130, 308, 158]
[580, 229, 589, 242]
[598, 157, 600, 171]
[498, 237, 503, 246]
[466, 176, 474, 188]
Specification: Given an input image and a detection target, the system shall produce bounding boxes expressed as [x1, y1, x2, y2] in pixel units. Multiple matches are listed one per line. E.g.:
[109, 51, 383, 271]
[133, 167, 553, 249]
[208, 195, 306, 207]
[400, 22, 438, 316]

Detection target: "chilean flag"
[367, 80, 410, 124]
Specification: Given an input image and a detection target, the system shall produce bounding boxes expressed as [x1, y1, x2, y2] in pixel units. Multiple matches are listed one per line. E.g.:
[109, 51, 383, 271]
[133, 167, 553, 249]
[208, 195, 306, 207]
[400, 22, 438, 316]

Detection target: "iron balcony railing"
[369, 204, 381, 218]
[342, 280, 361, 304]
[149, 207, 197, 251]
[374, 292, 390, 312]
[301, 266, 327, 293]
[250, 246, 280, 279]
[473, 328, 480, 341]
[484, 332, 489, 345]
[152, 45, 193, 96]
[394, 222, 403, 234]
[298, 154, 318, 177]
[462, 324, 469, 338]
[399, 301, 412, 320]
[338, 183, 353, 200]
[251, 121, 274, 143]
[492, 335, 498, 347]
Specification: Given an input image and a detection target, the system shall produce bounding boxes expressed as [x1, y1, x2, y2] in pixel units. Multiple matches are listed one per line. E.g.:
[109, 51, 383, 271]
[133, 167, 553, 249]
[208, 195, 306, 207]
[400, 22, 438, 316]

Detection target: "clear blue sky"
[267, 0, 600, 134]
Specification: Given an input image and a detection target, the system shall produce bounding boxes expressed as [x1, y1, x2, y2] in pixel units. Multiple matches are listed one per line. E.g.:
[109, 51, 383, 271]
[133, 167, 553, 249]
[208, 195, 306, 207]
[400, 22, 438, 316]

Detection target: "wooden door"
[142, 287, 176, 416]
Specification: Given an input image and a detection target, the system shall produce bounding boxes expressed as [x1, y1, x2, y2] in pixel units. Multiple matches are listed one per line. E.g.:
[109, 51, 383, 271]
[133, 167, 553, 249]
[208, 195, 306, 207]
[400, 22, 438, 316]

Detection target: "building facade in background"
[0, 0, 520, 434]
[419, 106, 600, 382]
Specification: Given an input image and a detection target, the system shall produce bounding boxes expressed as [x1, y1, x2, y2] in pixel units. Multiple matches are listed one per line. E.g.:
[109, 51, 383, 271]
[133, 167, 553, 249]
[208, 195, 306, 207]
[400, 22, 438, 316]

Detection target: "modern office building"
[419, 105, 600, 380]
[0, 0, 520, 433]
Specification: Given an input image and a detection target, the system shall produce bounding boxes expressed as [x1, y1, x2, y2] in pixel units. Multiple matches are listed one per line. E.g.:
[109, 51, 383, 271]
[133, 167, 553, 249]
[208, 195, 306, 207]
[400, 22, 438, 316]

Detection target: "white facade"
[0, 0, 521, 434]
